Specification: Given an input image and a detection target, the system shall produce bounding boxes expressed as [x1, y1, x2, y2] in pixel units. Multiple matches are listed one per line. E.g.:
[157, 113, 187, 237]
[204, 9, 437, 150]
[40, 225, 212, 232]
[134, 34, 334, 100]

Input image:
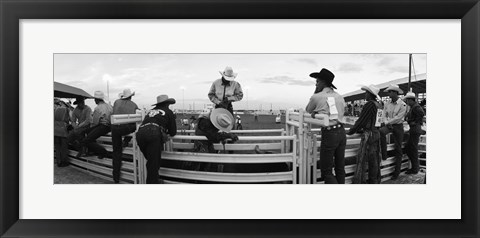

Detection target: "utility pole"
[408, 53, 412, 92]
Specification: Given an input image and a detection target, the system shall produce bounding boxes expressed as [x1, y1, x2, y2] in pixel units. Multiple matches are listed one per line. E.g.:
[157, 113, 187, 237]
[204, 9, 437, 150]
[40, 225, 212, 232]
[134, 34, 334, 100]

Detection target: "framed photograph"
[1, 0, 478, 237]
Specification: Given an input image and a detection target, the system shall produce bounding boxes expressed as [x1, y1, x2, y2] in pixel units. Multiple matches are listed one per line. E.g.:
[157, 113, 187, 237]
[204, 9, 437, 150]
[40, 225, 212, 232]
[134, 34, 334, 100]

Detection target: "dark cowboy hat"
[152, 94, 176, 106]
[73, 97, 85, 105]
[309, 68, 336, 89]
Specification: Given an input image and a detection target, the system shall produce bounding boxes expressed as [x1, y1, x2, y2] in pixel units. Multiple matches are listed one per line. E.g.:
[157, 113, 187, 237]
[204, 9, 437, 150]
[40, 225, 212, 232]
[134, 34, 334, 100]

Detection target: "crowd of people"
[54, 66, 425, 184]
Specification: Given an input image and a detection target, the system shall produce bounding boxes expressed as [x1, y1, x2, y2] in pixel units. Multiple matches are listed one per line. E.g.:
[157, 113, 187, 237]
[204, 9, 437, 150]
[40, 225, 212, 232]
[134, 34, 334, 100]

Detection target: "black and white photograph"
[53, 53, 427, 184]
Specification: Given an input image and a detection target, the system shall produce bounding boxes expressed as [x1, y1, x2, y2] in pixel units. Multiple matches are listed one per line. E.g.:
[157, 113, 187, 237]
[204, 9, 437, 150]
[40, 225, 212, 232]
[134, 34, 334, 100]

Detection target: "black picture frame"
[1, 0, 478, 237]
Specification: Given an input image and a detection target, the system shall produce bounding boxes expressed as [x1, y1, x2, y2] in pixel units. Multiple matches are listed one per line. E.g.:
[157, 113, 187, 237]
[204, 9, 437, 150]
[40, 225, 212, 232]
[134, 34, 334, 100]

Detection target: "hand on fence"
[310, 112, 317, 118]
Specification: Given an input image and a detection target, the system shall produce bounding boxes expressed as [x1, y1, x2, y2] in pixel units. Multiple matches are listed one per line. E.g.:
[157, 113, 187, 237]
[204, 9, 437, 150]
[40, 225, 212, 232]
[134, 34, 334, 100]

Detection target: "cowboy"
[379, 84, 407, 180]
[111, 89, 139, 183]
[67, 97, 92, 152]
[188, 115, 196, 130]
[208, 66, 243, 116]
[192, 108, 239, 172]
[136, 95, 177, 184]
[77, 91, 113, 160]
[403, 91, 425, 175]
[305, 68, 347, 184]
[347, 85, 383, 184]
[54, 98, 71, 167]
[235, 115, 243, 130]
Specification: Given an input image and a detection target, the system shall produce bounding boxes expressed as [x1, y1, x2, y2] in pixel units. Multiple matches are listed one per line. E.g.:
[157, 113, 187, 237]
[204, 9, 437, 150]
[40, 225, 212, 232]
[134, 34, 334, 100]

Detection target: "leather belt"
[322, 124, 342, 131]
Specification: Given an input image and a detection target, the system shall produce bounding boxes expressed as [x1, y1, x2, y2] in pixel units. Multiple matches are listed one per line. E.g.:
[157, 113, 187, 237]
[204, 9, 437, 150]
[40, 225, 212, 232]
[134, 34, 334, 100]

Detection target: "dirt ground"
[54, 163, 425, 184]
[54, 164, 112, 184]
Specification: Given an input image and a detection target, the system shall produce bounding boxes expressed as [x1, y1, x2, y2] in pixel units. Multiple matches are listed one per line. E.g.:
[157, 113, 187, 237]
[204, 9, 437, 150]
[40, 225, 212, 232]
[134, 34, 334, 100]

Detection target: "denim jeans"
[319, 127, 347, 184]
[136, 125, 163, 184]
[379, 124, 404, 176]
[111, 123, 137, 183]
[406, 131, 420, 172]
[80, 125, 111, 157]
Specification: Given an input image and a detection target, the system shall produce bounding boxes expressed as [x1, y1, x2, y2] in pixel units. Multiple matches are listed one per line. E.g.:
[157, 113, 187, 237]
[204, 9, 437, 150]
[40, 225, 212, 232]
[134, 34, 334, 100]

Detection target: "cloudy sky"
[54, 53, 426, 111]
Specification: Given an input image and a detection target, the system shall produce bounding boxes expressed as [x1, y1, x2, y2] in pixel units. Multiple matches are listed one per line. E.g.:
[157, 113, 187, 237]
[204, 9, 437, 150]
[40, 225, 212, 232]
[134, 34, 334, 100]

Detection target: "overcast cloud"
[54, 53, 426, 111]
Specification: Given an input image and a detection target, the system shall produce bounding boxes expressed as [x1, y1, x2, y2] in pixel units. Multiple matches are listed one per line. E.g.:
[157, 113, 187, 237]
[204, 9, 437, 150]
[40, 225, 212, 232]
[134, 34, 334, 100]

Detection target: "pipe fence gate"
[101, 111, 426, 184]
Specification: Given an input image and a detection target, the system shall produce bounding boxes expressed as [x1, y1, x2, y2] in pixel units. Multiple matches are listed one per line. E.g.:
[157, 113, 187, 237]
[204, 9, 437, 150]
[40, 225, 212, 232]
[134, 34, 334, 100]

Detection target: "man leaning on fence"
[379, 84, 407, 180]
[111, 89, 139, 184]
[189, 108, 239, 172]
[347, 85, 383, 184]
[136, 95, 177, 184]
[305, 68, 347, 184]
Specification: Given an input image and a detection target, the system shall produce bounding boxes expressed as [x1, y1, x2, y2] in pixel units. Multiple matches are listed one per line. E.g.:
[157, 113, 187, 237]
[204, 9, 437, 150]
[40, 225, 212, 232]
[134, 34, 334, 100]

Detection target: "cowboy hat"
[309, 68, 336, 89]
[403, 91, 416, 100]
[210, 108, 234, 132]
[361, 84, 381, 101]
[93, 91, 106, 100]
[120, 89, 135, 99]
[219, 66, 238, 81]
[383, 84, 403, 94]
[152, 94, 176, 106]
[73, 97, 85, 105]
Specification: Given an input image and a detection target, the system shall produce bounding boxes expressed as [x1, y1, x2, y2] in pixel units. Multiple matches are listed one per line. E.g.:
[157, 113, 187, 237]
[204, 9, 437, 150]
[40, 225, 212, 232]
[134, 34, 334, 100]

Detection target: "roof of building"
[54, 82, 93, 99]
[342, 73, 426, 102]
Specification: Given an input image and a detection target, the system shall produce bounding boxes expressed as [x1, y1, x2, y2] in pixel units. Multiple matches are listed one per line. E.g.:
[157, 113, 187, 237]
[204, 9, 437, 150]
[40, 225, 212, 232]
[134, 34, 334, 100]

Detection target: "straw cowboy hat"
[403, 91, 417, 100]
[120, 89, 135, 99]
[361, 84, 381, 101]
[383, 84, 403, 94]
[219, 66, 238, 81]
[309, 68, 336, 89]
[210, 108, 234, 132]
[93, 91, 106, 100]
[152, 94, 176, 106]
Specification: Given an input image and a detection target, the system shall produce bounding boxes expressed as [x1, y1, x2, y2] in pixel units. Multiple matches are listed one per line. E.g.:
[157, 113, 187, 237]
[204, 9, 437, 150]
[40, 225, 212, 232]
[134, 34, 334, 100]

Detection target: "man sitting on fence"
[305, 68, 347, 184]
[379, 84, 407, 180]
[111, 89, 139, 184]
[190, 108, 238, 172]
[77, 91, 113, 160]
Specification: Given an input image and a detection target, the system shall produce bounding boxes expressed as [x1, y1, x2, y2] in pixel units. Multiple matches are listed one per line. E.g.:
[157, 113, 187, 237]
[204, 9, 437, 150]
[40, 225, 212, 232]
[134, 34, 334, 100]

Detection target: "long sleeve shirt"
[71, 105, 92, 130]
[305, 87, 345, 125]
[382, 98, 407, 125]
[92, 102, 113, 127]
[208, 78, 243, 105]
[348, 100, 379, 134]
[406, 102, 425, 133]
[140, 105, 177, 137]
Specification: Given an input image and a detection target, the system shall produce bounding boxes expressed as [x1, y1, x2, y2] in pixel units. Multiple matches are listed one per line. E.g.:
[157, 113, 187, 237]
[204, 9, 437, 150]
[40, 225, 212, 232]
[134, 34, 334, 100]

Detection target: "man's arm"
[227, 82, 243, 102]
[305, 96, 315, 113]
[208, 82, 221, 105]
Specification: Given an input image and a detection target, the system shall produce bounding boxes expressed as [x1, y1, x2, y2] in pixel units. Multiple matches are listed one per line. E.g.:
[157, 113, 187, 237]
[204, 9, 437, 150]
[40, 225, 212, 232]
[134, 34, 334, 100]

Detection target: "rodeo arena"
[54, 66, 427, 185]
